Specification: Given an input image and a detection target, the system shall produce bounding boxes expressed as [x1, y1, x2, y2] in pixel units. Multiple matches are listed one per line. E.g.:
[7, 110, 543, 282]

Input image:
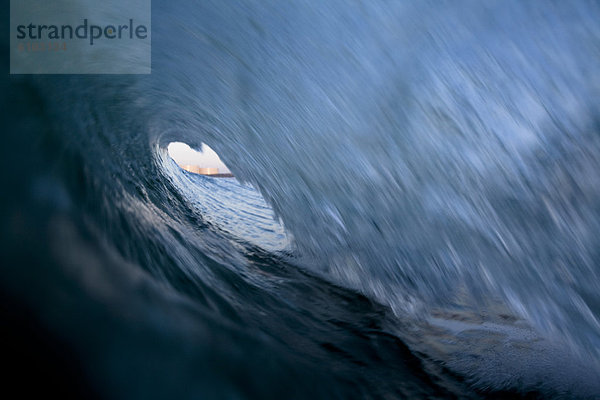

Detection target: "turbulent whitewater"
[2, 1, 600, 398]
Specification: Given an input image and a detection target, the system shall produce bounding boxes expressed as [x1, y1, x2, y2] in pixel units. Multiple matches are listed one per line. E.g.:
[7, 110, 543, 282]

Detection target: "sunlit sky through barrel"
[168, 142, 231, 173]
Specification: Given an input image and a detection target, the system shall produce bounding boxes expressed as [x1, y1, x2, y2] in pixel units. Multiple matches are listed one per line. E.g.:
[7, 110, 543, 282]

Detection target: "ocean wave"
[2, 0, 600, 398]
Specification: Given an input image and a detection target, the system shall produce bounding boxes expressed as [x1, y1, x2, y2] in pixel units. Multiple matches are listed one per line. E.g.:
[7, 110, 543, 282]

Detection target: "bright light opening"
[168, 142, 233, 177]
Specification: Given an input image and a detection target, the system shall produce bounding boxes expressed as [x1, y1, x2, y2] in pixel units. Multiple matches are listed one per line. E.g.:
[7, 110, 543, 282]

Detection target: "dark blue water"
[2, 1, 600, 398]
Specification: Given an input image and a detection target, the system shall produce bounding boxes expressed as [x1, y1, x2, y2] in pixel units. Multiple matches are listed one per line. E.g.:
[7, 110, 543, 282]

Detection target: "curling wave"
[2, 0, 600, 398]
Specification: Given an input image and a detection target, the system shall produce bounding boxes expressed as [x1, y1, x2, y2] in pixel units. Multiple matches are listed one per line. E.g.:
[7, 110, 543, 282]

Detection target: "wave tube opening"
[162, 141, 291, 253]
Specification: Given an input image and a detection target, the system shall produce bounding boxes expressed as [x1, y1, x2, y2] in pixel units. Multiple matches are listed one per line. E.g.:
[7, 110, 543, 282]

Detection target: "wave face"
[2, 0, 600, 398]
